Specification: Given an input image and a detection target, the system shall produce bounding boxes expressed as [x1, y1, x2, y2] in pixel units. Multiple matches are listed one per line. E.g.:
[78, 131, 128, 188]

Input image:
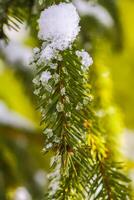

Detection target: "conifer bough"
[32, 2, 131, 199]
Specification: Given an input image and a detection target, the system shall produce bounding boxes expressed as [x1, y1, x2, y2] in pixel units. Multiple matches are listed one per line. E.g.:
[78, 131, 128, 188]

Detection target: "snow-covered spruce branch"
[31, 2, 131, 199]
[32, 4, 94, 198]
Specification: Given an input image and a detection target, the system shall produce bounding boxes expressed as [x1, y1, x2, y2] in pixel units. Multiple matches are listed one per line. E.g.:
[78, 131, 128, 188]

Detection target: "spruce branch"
[0, 0, 132, 199]
[32, 45, 95, 199]
[31, 2, 132, 199]
[32, 45, 131, 199]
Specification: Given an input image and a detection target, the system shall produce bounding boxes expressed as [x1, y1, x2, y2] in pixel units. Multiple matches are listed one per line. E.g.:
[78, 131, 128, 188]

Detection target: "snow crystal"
[32, 75, 40, 86]
[76, 102, 83, 110]
[57, 54, 63, 61]
[33, 47, 40, 54]
[38, 3, 80, 50]
[65, 96, 70, 103]
[53, 73, 60, 84]
[46, 143, 53, 149]
[76, 50, 93, 70]
[40, 71, 52, 83]
[56, 102, 64, 112]
[40, 44, 56, 61]
[66, 112, 71, 117]
[50, 63, 58, 69]
[53, 73, 59, 80]
[60, 87, 66, 96]
[33, 88, 40, 96]
[45, 84, 52, 92]
[44, 128, 53, 138]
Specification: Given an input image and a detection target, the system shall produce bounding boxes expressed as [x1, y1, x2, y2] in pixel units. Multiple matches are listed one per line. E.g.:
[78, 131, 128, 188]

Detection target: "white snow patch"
[40, 71, 52, 83]
[76, 50, 93, 70]
[40, 44, 56, 61]
[38, 3, 80, 50]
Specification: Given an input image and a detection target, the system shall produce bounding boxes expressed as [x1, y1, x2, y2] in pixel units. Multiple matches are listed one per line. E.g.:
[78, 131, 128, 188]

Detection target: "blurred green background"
[0, 0, 134, 199]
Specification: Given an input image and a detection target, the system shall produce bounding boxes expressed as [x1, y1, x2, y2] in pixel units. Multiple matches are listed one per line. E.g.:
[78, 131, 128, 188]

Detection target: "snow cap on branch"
[38, 3, 80, 50]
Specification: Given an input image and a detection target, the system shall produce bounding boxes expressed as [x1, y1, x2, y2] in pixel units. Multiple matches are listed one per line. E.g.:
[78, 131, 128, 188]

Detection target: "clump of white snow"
[76, 50, 93, 71]
[40, 71, 52, 83]
[40, 44, 57, 61]
[38, 3, 80, 50]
